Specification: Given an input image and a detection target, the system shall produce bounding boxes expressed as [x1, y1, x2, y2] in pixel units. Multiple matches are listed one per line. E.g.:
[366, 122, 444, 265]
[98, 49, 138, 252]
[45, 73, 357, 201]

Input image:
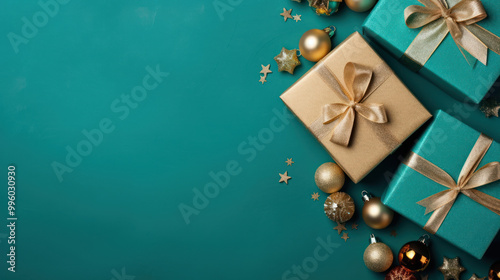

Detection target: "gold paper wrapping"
[280, 32, 432, 183]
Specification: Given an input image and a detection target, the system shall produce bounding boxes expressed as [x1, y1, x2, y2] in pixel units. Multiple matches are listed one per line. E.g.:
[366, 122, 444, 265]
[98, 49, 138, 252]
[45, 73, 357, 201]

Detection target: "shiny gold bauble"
[299, 29, 332, 62]
[489, 261, 500, 280]
[324, 192, 355, 223]
[345, 0, 377, 12]
[398, 240, 431, 272]
[362, 197, 394, 229]
[364, 242, 393, 272]
[315, 162, 345, 193]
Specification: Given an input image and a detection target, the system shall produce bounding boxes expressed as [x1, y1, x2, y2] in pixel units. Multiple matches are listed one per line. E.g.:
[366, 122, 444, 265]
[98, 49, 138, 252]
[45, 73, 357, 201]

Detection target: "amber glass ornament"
[398, 235, 431, 272]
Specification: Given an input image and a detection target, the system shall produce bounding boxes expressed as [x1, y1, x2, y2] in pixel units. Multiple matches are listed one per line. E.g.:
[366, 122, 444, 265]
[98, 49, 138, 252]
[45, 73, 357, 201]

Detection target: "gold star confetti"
[468, 274, 486, 280]
[274, 47, 301, 74]
[479, 97, 500, 118]
[259, 76, 266, 84]
[341, 232, 349, 242]
[285, 158, 294, 166]
[293, 14, 301, 22]
[438, 257, 466, 280]
[260, 64, 272, 77]
[351, 223, 358, 230]
[280, 8, 293, 21]
[279, 171, 291, 184]
[311, 192, 320, 201]
[333, 222, 346, 234]
[390, 230, 397, 237]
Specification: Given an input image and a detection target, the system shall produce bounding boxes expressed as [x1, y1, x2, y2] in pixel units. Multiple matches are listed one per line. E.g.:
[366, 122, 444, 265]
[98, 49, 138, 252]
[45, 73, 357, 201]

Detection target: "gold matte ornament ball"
[299, 29, 332, 62]
[364, 243, 393, 272]
[345, 0, 377, 12]
[315, 162, 345, 193]
[362, 197, 394, 229]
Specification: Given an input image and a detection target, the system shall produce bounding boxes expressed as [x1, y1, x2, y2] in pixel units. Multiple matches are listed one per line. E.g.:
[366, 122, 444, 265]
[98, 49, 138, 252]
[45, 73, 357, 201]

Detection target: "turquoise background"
[384, 110, 500, 259]
[0, 0, 499, 279]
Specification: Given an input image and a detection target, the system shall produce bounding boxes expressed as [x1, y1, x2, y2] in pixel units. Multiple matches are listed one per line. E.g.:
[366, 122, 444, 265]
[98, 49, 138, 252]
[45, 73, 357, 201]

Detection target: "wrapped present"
[280, 32, 431, 183]
[362, 0, 500, 104]
[383, 110, 500, 259]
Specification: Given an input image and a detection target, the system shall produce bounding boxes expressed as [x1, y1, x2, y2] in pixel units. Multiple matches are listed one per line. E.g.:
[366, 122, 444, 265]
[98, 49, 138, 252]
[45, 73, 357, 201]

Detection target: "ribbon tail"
[417, 189, 458, 215]
[329, 108, 355, 146]
[462, 189, 500, 215]
[466, 24, 500, 56]
[423, 200, 455, 234]
[403, 19, 449, 68]
[450, 23, 488, 65]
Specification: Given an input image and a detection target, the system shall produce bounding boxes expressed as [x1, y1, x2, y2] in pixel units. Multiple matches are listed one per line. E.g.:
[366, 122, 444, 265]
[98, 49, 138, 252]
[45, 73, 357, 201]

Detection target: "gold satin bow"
[404, 0, 500, 66]
[403, 133, 500, 234]
[322, 62, 388, 146]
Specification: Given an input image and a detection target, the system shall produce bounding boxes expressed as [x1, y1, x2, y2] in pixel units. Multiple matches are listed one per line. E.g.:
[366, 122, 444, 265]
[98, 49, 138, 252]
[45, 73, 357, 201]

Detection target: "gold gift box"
[280, 32, 431, 183]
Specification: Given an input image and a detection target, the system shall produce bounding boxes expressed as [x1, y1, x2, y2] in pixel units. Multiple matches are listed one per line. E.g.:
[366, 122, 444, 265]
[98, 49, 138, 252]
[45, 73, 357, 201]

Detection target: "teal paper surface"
[362, 0, 500, 104]
[383, 110, 500, 259]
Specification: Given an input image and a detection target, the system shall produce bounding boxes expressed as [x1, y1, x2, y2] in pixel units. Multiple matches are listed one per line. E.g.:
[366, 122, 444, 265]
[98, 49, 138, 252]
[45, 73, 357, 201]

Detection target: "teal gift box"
[362, 0, 500, 104]
[383, 110, 500, 259]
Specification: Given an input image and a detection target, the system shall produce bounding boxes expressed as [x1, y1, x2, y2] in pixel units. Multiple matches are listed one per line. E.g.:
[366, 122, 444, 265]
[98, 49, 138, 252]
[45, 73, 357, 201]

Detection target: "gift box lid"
[362, 0, 500, 104]
[383, 110, 500, 259]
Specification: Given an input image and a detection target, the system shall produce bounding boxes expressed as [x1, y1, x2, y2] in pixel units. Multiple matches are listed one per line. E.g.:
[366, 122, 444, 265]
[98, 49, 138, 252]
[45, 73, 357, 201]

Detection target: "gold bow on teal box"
[404, 0, 500, 67]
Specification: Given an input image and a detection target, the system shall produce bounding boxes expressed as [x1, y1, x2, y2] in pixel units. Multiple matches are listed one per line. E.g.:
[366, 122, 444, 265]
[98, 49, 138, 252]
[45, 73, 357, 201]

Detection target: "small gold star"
[480, 97, 500, 118]
[279, 171, 291, 184]
[333, 222, 346, 234]
[259, 76, 266, 84]
[390, 230, 397, 237]
[280, 8, 293, 21]
[274, 47, 301, 74]
[438, 257, 466, 280]
[285, 158, 294, 166]
[293, 14, 301, 22]
[468, 274, 486, 280]
[260, 64, 272, 77]
[311, 192, 320, 201]
[341, 232, 349, 242]
[351, 223, 358, 230]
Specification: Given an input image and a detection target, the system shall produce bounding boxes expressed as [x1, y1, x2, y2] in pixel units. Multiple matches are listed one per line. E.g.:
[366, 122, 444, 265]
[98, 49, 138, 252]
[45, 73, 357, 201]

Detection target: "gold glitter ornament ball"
[345, 0, 377, 12]
[299, 29, 332, 62]
[315, 162, 345, 193]
[324, 192, 355, 223]
[362, 191, 394, 229]
[364, 234, 393, 272]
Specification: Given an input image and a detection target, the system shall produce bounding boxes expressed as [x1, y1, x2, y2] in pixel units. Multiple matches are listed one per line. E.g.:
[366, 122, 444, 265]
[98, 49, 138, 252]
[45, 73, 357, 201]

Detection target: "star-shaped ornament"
[468, 274, 486, 280]
[274, 47, 301, 74]
[351, 223, 358, 230]
[438, 257, 466, 280]
[390, 230, 397, 237]
[279, 171, 291, 184]
[280, 8, 293, 21]
[333, 222, 346, 234]
[260, 64, 272, 77]
[293, 14, 301, 22]
[479, 97, 500, 118]
[285, 158, 294, 166]
[341, 232, 349, 242]
[259, 76, 266, 84]
[311, 192, 320, 201]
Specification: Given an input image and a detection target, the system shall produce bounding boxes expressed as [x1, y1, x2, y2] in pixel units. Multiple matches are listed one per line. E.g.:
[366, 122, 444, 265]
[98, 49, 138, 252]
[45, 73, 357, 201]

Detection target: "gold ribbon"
[404, 0, 500, 67]
[320, 62, 388, 146]
[403, 133, 500, 234]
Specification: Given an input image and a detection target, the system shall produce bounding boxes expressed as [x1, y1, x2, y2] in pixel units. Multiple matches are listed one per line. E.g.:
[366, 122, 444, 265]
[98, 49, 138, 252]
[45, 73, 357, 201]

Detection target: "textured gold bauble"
[315, 162, 345, 193]
[324, 192, 355, 223]
[345, 0, 377, 12]
[364, 242, 393, 272]
[398, 240, 431, 272]
[489, 261, 500, 280]
[362, 197, 394, 229]
[299, 29, 332, 62]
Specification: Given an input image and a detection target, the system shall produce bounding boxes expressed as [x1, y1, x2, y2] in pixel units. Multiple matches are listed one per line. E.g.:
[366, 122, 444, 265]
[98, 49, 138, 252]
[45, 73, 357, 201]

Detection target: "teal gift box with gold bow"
[383, 110, 500, 259]
[362, 0, 500, 104]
